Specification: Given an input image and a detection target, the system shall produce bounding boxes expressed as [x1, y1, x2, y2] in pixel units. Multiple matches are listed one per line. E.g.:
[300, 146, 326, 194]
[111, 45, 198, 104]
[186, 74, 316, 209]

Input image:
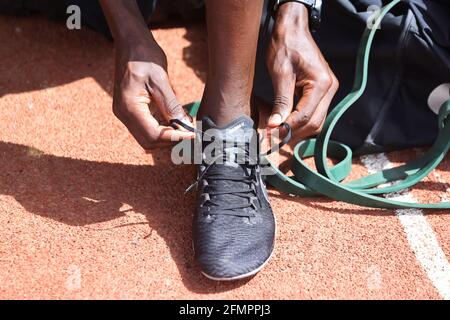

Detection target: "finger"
[117, 72, 195, 147]
[112, 79, 149, 147]
[292, 93, 329, 138]
[289, 73, 339, 139]
[115, 90, 163, 149]
[268, 69, 296, 128]
[120, 100, 195, 145]
[157, 125, 195, 142]
[286, 75, 332, 131]
[119, 106, 195, 149]
[146, 75, 193, 128]
[304, 75, 339, 135]
[143, 126, 196, 151]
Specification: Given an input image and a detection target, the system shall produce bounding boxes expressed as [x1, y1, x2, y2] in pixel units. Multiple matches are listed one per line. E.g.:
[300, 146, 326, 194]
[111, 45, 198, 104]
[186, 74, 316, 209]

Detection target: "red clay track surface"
[0, 16, 449, 299]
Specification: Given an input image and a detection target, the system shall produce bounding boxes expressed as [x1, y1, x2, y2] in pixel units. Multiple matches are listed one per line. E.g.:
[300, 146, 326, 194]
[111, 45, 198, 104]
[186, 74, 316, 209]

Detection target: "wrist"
[110, 15, 153, 48]
[114, 27, 154, 49]
[274, 3, 310, 36]
[100, 0, 151, 44]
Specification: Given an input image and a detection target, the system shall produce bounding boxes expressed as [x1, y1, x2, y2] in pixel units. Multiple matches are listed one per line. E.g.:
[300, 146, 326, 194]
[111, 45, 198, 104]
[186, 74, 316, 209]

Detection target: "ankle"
[198, 93, 251, 126]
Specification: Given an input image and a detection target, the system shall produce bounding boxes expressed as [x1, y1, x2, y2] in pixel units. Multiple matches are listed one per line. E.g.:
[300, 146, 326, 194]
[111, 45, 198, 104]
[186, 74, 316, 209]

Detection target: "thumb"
[146, 81, 193, 128]
[268, 74, 296, 128]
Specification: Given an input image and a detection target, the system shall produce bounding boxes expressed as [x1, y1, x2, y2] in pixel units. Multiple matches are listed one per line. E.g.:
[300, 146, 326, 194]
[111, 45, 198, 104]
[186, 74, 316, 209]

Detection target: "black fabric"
[254, 0, 450, 154]
[79, 0, 156, 38]
[0, 0, 206, 35]
[0, 0, 67, 18]
[0, 0, 157, 39]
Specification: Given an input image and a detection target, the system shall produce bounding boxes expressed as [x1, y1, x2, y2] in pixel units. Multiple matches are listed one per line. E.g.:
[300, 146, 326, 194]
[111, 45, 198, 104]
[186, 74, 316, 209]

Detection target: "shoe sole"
[198, 213, 277, 281]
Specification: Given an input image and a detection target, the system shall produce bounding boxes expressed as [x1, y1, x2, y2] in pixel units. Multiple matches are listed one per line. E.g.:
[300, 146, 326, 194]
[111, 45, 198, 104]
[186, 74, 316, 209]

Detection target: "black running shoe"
[190, 116, 276, 281]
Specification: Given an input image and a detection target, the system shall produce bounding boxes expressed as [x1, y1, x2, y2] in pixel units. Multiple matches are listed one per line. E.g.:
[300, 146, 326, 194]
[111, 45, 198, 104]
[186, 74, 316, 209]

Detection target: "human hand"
[266, 2, 338, 140]
[112, 36, 195, 150]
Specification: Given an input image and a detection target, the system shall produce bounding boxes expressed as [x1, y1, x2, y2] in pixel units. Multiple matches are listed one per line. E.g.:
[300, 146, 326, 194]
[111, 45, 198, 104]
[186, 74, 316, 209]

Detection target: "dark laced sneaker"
[189, 115, 275, 281]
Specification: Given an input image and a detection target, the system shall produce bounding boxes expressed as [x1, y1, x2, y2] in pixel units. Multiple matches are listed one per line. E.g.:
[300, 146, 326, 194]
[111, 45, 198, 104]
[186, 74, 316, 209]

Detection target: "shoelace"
[198, 161, 259, 217]
[170, 119, 291, 156]
[170, 119, 291, 217]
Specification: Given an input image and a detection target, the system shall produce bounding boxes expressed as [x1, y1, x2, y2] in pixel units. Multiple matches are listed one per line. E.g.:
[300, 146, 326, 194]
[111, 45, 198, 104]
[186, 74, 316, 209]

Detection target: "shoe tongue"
[199, 116, 257, 166]
[201, 115, 254, 139]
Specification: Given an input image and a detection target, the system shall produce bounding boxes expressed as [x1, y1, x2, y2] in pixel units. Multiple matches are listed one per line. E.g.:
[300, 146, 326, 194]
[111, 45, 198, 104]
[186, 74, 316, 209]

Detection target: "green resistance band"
[184, 0, 450, 210]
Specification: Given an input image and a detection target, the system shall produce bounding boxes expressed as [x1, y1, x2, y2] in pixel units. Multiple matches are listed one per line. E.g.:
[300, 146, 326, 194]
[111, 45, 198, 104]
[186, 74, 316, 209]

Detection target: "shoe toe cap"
[195, 233, 274, 280]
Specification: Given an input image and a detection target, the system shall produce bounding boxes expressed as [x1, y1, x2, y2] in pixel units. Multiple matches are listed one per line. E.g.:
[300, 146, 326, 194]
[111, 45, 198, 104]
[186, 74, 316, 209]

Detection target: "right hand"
[112, 37, 195, 150]
[266, 3, 338, 141]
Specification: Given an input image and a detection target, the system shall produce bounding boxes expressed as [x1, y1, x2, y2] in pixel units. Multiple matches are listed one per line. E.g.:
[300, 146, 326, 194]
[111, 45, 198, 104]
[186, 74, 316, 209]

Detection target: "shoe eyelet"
[249, 197, 258, 210]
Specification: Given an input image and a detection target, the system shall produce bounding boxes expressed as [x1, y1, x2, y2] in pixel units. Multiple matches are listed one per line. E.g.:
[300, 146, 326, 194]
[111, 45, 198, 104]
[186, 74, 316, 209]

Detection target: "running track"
[0, 16, 448, 299]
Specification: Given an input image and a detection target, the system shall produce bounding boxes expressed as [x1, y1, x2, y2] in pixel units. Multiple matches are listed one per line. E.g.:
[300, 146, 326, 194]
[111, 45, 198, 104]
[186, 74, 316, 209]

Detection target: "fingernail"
[269, 114, 282, 126]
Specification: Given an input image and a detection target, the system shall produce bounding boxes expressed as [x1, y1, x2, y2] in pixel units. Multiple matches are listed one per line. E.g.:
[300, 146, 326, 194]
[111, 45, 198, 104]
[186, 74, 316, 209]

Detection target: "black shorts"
[0, 0, 156, 38]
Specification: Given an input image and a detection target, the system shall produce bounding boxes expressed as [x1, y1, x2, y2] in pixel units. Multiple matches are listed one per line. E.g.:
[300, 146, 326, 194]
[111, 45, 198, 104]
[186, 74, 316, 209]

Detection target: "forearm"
[99, 0, 153, 45]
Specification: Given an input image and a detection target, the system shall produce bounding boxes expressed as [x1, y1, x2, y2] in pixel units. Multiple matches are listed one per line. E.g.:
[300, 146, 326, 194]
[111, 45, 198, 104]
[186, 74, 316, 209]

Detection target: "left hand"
[266, 2, 339, 140]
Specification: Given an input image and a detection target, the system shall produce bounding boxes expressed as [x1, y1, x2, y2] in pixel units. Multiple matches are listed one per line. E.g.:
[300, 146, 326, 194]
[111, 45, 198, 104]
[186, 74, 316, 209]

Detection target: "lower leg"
[198, 0, 264, 126]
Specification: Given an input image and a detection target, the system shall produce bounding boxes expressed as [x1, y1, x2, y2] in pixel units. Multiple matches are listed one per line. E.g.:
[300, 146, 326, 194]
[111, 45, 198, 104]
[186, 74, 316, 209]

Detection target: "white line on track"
[360, 153, 450, 300]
